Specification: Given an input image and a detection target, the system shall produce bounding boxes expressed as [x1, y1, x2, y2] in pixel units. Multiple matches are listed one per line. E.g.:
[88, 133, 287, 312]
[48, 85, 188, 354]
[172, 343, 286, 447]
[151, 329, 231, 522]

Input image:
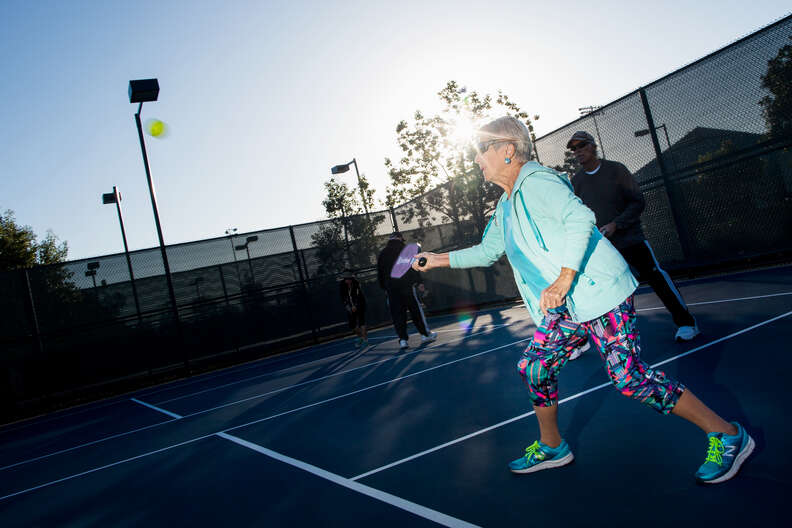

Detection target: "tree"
[312, 175, 386, 274]
[384, 81, 539, 247]
[552, 149, 581, 178]
[759, 35, 792, 140]
[0, 210, 68, 271]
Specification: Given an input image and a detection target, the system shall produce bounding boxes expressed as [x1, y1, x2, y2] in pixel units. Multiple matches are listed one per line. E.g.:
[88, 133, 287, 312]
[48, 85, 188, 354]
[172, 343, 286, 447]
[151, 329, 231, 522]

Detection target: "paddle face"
[390, 243, 421, 278]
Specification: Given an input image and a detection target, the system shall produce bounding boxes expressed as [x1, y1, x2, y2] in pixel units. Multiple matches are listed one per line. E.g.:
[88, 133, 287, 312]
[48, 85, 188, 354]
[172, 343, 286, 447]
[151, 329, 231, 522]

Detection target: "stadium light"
[128, 78, 180, 329]
[85, 262, 100, 288]
[331, 158, 370, 218]
[235, 235, 259, 283]
[102, 186, 142, 323]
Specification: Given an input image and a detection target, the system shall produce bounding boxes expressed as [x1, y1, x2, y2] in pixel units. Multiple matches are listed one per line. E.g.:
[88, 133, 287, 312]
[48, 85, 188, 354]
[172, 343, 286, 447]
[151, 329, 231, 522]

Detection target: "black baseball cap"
[567, 131, 595, 148]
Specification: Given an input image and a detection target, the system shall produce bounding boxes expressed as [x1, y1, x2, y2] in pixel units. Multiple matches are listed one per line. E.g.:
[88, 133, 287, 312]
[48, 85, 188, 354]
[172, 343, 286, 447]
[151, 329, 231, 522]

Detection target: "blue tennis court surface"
[1, 266, 789, 526]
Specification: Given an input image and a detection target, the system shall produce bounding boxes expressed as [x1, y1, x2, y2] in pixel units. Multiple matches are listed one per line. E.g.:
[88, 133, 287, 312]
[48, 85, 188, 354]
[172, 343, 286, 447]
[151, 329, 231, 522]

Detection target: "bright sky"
[2, 0, 790, 261]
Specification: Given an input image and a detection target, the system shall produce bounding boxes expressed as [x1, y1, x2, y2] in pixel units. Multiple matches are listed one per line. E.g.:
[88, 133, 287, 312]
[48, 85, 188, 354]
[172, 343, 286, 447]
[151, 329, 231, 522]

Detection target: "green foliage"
[383, 81, 539, 244]
[314, 176, 385, 275]
[0, 210, 68, 271]
[552, 149, 581, 179]
[760, 36, 792, 139]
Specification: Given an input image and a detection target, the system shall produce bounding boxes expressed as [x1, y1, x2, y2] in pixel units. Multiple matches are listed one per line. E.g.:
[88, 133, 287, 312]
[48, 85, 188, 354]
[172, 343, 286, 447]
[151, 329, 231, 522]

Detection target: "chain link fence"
[2, 15, 791, 421]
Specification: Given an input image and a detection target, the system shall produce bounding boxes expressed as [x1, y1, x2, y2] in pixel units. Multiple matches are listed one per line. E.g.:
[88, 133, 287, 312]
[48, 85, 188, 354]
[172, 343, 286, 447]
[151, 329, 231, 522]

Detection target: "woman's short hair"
[478, 116, 533, 162]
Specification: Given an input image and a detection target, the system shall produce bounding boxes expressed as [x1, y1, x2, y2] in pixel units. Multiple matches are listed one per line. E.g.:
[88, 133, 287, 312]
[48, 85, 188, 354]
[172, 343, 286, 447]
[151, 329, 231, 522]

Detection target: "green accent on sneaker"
[524, 441, 546, 461]
[695, 421, 755, 484]
[508, 439, 574, 474]
[704, 436, 725, 466]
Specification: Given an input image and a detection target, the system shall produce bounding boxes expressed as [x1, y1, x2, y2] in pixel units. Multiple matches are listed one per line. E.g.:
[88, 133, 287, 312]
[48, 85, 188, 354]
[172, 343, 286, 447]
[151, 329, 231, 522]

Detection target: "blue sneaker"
[508, 440, 574, 474]
[695, 422, 754, 484]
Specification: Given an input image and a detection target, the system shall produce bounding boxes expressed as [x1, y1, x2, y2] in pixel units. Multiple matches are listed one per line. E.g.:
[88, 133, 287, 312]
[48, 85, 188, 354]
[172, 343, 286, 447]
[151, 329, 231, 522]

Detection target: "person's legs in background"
[619, 241, 699, 341]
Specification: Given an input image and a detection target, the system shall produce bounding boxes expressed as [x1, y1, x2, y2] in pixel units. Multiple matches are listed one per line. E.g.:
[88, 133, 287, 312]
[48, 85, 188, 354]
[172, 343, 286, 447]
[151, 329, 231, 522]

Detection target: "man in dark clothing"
[377, 232, 437, 349]
[339, 269, 368, 348]
[567, 130, 699, 345]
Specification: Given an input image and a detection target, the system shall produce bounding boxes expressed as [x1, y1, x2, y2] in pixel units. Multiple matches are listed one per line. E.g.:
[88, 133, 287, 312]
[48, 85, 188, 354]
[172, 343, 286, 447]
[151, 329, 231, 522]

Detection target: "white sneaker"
[421, 332, 438, 344]
[569, 341, 590, 361]
[675, 325, 700, 341]
[399, 339, 409, 349]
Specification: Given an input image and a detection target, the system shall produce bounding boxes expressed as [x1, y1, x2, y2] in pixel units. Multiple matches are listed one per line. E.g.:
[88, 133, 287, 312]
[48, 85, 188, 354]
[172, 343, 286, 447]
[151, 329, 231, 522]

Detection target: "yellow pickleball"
[144, 118, 169, 138]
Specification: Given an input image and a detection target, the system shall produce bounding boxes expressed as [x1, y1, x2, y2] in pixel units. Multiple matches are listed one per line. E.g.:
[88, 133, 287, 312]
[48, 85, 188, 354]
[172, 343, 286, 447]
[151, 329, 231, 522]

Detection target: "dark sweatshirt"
[571, 159, 646, 250]
[377, 239, 422, 291]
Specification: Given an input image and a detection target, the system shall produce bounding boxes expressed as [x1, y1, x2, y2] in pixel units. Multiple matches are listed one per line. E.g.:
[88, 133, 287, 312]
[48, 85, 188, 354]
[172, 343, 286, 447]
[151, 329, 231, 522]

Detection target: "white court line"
[0, 327, 514, 474]
[6, 291, 790, 475]
[217, 432, 480, 528]
[0, 418, 180, 473]
[0, 434, 212, 502]
[4, 291, 789, 474]
[4, 310, 790, 503]
[0, 336, 531, 504]
[350, 309, 792, 481]
[130, 399, 183, 419]
[154, 325, 503, 406]
[636, 291, 792, 312]
[219, 338, 533, 434]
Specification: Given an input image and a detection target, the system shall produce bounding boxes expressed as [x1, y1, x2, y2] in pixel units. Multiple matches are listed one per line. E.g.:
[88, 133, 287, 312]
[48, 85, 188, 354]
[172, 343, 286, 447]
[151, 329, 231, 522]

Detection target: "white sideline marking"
[220, 338, 533, 433]
[636, 291, 792, 312]
[0, 419, 179, 473]
[217, 433, 480, 528]
[0, 337, 532, 500]
[350, 309, 792, 481]
[0, 435, 212, 502]
[155, 326, 503, 406]
[3, 310, 790, 503]
[130, 398, 183, 419]
[0, 329, 520, 474]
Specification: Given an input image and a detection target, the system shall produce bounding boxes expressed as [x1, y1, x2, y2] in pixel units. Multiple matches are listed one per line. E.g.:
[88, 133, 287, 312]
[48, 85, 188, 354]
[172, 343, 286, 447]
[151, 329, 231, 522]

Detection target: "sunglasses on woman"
[476, 139, 511, 153]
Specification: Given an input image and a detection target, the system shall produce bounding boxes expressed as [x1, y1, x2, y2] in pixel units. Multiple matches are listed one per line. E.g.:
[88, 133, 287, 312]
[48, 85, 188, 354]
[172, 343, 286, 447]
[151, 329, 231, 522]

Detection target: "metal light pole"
[331, 158, 370, 219]
[129, 78, 188, 371]
[128, 79, 180, 328]
[579, 106, 606, 159]
[102, 187, 142, 323]
[225, 227, 242, 285]
[85, 261, 100, 289]
[234, 235, 258, 284]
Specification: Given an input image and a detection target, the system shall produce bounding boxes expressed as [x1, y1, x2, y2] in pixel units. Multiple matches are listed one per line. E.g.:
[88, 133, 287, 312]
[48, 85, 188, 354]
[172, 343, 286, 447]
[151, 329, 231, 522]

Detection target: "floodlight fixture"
[128, 79, 160, 103]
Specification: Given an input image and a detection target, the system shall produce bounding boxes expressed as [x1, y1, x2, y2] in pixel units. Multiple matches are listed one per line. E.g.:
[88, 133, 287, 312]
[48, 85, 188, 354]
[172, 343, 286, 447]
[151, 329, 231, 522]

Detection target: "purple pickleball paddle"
[390, 243, 421, 278]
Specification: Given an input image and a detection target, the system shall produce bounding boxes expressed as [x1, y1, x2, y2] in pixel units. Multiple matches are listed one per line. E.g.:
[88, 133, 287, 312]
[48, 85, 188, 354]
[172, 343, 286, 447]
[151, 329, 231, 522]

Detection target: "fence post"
[638, 87, 691, 261]
[289, 225, 318, 343]
[389, 206, 399, 233]
[23, 269, 44, 357]
[218, 265, 229, 305]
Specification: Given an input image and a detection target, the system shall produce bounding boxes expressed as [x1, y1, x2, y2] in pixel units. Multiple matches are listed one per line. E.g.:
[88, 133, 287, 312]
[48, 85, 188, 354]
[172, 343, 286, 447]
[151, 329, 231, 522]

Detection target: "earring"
[504, 157, 511, 164]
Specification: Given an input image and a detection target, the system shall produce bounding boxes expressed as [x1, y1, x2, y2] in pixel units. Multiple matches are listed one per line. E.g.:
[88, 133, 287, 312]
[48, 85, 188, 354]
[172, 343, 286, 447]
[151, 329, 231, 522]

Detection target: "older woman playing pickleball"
[412, 116, 753, 484]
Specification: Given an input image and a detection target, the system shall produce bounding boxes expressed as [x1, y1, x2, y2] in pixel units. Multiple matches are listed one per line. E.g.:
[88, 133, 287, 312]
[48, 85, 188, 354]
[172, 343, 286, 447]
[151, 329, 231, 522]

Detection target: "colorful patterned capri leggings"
[517, 296, 685, 414]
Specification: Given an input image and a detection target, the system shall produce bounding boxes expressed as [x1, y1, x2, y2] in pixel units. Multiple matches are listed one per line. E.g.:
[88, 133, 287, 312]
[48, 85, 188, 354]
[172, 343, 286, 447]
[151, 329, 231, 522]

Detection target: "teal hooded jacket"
[449, 161, 637, 325]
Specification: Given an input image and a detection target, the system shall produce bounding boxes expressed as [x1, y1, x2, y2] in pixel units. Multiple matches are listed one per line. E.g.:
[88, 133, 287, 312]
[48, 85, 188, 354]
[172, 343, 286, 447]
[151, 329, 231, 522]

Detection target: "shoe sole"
[696, 435, 755, 484]
[675, 331, 701, 342]
[509, 452, 575, 474]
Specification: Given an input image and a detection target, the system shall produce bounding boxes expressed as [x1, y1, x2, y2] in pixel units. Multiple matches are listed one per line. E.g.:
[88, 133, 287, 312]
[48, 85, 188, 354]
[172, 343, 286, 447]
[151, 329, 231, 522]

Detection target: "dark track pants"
[387, 285, 430, 340]
[618, 241, 696, 328]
